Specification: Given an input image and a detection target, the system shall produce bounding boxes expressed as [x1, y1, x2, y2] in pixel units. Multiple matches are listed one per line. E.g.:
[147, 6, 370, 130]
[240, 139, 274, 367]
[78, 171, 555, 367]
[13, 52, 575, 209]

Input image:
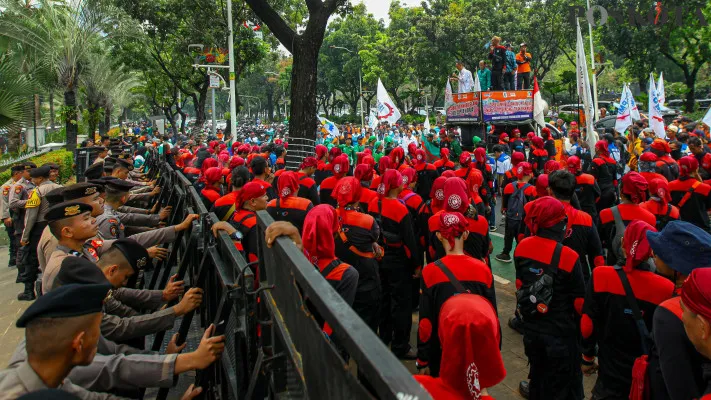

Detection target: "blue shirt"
[505, 50, 517, 73]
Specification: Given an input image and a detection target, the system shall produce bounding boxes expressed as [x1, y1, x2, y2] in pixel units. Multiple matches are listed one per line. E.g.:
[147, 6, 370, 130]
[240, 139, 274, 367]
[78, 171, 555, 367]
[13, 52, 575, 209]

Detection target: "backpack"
[516, 242, 563, 320]
[610, 206, 626, 264]
[506, 182, 531, 221]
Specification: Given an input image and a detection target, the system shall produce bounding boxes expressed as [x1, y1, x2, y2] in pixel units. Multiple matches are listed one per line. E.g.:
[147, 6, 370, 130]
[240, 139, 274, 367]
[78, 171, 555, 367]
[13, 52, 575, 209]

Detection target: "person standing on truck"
[504, 43, 517, 90]
[449, 61, 473, 94]
[516, 43, 533, 89]
[478, 61, 491, 91]
[488, 36, 507, 90]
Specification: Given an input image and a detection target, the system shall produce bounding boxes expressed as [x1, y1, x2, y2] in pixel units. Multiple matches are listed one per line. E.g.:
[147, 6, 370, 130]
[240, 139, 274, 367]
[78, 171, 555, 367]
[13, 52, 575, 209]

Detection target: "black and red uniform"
[417, 254, 495, 377]
[581, 266, 674, 399]
[669, 178, 711, 232]
[314, 160, 332, 186]
[334, 207, 381, 331]
[573, 172, 601, 220]
[515, 235, 586, 400]
[641, 200, 680, 231]
[433, 158, 454, 174]
[358, 185, 378, 212]
[296, 172, 320, 205]
[428, 211, 490, 262]
[591, 155, 618, 212]
[211, 191, 238, 221]
[656, 156, 680, 182]
[200, 186, 221, 210]
[562, 202, 604, 282]
[368, 196, 420, 357]
[315, 258, 359, 307]
[649, 297, 708, 400]
[183, 166, 201, 183]
[266, 196, 313, 233]
[230, 209, 258, 263]
[414, 162, 438, 201]
[251, 178, 276, 201]
[599, 204, 657, 265]
[528, 148, 549, 176]
[456, 164, 494, 207]
[319, 175, 340, 207]
[502, 167, 517, 192]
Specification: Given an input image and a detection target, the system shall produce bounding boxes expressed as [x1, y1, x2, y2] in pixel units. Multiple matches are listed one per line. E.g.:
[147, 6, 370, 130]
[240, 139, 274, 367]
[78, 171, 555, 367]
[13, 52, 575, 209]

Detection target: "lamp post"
[329, 45, 364, 129]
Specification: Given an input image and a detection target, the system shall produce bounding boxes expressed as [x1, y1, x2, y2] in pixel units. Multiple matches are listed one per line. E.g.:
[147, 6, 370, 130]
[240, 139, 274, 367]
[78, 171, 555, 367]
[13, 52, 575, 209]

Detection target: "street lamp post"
[226, 0, 237, 136]
[329, 45, 365, 130]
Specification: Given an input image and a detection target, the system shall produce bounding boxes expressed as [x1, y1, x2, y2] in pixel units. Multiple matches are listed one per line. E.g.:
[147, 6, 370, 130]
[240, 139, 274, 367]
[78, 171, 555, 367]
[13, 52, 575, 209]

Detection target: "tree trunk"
[33, 94, 40, 149]
[684, 74, 696, 114]
[65, 89, 78, 151]
[48, 91, 55, 134]
[102, 107, 111, 135]
[87, 104, 98, 140]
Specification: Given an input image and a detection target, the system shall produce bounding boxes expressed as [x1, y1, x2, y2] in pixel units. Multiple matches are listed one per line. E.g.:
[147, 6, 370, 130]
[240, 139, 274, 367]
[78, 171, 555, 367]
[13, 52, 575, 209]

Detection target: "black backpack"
[506, 182, 531, 221]
[516, 243, 563, 320]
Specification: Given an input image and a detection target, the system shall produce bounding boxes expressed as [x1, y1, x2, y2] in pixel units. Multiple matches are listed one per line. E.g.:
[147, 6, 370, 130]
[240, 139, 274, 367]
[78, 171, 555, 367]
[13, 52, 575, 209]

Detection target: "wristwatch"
[229, 231, 243, 241]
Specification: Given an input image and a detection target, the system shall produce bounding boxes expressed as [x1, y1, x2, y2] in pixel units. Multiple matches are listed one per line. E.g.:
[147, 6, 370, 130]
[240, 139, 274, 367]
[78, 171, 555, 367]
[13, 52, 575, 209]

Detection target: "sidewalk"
[0, 247, 30, 367]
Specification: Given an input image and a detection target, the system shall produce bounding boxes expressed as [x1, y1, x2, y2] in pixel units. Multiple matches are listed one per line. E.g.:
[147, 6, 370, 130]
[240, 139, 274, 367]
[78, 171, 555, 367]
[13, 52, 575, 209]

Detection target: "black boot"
[17, 283, 35, 301]
[519, 381, 530, 399]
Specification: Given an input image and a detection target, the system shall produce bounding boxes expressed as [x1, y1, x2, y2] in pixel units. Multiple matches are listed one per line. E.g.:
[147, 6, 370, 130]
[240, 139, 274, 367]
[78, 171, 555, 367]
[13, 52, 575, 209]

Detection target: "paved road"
[0, 247, 30, 367]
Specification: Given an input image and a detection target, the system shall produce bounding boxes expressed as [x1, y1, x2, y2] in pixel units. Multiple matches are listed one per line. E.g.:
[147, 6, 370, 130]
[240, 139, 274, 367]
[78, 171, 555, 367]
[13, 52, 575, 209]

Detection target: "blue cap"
[646, 220, 711, 276]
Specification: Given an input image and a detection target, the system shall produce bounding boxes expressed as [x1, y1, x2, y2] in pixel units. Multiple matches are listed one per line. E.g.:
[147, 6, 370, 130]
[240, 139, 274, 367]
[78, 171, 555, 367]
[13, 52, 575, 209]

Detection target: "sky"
[356, 0, 422, 23]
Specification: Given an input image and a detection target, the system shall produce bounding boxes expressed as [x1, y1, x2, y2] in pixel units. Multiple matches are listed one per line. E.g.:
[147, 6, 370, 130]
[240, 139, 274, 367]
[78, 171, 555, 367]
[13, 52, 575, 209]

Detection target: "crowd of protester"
[0, 114, 711, 400]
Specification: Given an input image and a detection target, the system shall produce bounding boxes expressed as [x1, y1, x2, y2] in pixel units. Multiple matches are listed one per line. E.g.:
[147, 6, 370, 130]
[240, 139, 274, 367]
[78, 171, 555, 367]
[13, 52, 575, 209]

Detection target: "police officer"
[96, 179, 136, 240]
[0, 282, 117, 399]
[18, 165, 63, 300]
[9, 162, 36, 282]
[0, 164, 25, 268]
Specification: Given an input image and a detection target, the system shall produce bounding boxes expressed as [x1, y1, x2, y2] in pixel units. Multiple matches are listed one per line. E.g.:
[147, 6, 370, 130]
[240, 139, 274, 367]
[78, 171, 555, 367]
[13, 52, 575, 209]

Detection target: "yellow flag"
[25, 189, 40, 208]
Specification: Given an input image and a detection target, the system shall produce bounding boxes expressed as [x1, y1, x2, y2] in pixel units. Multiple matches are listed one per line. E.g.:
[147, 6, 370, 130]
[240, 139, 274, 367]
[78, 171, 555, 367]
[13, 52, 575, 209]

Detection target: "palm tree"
[0, 0, 105, 151]
[0, 54, 33, 152]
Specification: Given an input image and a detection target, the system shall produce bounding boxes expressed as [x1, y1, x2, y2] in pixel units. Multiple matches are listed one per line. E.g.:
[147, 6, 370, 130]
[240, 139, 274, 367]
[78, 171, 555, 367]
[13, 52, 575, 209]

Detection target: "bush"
[0, 149, 74, 184]
[107, 127, 121, 137]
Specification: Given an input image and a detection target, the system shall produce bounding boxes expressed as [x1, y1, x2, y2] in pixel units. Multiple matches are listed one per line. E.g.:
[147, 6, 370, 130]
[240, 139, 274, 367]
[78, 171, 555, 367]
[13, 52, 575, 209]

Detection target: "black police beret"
[11, 164, 25, 173]
[16, 282, 110, 327]
[55, 256, 109, 288]
[29, 165, 51, 178]
[105, 179, 135, 193]
[62, 183, 101, 201]
[18, 389, 81, 400]
[45, 187, 65, 207]
[114, 158, 134, 171]
[84, 162, 104, 180]
[110, 238, 149, 272]
[104, 157, 117, 166]
[24, 162, 36, 170]
[46, 201, 93, 222]
[44, 163, 60, 170]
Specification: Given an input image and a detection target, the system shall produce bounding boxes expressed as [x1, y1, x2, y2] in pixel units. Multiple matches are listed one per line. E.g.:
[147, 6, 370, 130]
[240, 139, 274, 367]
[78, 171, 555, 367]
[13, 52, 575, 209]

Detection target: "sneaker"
[519, 381, 530, 399]
[489, 225, 497, 232]
[495, 253, 512, 263]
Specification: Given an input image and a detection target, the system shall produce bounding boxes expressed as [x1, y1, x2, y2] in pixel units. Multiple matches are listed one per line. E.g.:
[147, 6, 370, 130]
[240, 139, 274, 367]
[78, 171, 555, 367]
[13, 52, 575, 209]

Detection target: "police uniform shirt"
[8, 178, 35, 234]
[0, 361, 124, 400]
[38, 225, 57, 273]
[0, 178, 16, 220]
[21, 180, 63, 243]
[96, 205, 125, 240]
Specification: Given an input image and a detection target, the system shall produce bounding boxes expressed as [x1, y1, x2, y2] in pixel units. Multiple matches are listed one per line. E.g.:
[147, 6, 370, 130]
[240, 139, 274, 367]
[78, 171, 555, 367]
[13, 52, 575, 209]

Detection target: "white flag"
[376, 79, 401, 124]
[473, 70, 482, 92]
[424, 115, 431, 133]
[657, 72, 665, 107]
[368, 110, 378, 130]
[702, 106, 711, 128]
[614, 84, 632, 134]
[532, 76, 546, 128]
[648, 74, 666, 139]
[317, 115, 339, 138]
[626, 85, 641, 121]
[444, 79, 454, 108]
[576, 21, 598, 155]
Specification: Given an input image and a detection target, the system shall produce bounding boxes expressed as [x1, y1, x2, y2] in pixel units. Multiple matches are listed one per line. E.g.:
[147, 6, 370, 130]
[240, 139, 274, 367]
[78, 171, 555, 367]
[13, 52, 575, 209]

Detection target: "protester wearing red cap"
[638, 151, 668, 185]
[199, 167, 223, 210]
[528, 136, 549, 176]
[457, 148, 494, 229]
[390, 147, 406, 171]
[466, 168, 487, 216]
[509, 129, 525, 153]
[332, 177, 382, 332]
[212, 166, 250, 222]
[413, 149, 438, 201]
[367, 169, 420, 359]
[417, 211, 495, 378]
[319, 154, 349, 208]
[640, 178, 680, 230]
[590, 140, 619, 211]
[416, 294, 504, 400]
[266, 171, 313, 233]
[581, 220, 674, 400]
[546, 170, 604, 283]
[565, 156, 601, 221]
[399, 168, 424, 226]
[295, 157, 320, 206]
[599, 172, 657, 265]
[302, 204, 359, 307]
[496, 162, 536, 263]
[428, 178, 491, 262]
[231, 181, 269, 262]
[541, 127, 557, 158]
[502, 151, 526, 190]
[418, 176, 448, 262]
[514, 196, 586, 400]
[370, 156, 391, 190]
[651, 139, 680, 181]
[680, 268, 711, 399]
[354, 164, 378, 209]
[314, 145, 332, 186]
[669, 155, 711, 232]
[434, 148, 455, 174]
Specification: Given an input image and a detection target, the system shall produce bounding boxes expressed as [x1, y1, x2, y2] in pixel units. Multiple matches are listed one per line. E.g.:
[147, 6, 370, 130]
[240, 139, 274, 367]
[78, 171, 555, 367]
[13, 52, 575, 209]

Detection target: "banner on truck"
[446, 92, 481, 123]
[481, 90, 534, 122]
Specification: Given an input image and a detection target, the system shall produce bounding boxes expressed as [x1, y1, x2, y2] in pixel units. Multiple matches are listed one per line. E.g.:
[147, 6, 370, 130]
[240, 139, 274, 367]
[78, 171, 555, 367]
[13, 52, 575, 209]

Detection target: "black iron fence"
[134, 153, 430, 400]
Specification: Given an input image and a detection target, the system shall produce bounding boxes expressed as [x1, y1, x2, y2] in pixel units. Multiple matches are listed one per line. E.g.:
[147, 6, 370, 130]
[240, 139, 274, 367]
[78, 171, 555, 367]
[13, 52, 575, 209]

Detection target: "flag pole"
[586, 0, 599, 122]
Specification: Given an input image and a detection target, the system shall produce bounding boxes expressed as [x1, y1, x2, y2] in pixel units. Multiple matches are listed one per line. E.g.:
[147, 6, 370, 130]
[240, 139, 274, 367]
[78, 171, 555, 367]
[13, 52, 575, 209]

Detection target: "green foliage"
[0, 149, 74, 184]
[0, 55, 33, 129]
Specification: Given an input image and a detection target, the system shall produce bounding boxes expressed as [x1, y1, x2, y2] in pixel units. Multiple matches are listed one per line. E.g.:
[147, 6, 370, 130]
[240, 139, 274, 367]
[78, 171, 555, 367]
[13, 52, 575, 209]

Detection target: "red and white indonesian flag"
[614, 84, 633, 134]
[532, 76, 546, 128]
[377, 78, 401, 124]
[648, 73, 666, 139]
[576, 20, 598, 155]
